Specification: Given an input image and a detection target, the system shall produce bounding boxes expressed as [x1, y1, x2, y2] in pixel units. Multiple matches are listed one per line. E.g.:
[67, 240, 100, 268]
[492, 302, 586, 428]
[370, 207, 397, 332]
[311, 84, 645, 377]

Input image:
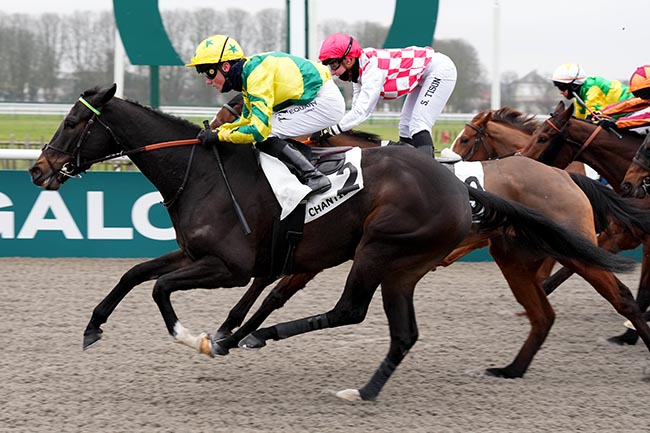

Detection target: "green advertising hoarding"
[0, 170, 177, 257]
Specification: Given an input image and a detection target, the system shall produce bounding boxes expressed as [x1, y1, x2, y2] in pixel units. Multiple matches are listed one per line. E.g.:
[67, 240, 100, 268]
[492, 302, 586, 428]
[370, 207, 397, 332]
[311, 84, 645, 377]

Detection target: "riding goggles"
[322, 36, 354, 72]
[196, 63, 219, 80]
[553, 81, 571, 92]
[323, 58, 344, 71]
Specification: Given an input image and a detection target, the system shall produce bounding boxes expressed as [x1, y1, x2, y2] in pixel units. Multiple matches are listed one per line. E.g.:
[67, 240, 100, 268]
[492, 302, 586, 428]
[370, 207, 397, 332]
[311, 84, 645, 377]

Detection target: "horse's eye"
[538, 137, 548, 144]
[64, 119, 75, 129]
[460, 138, 468, 144]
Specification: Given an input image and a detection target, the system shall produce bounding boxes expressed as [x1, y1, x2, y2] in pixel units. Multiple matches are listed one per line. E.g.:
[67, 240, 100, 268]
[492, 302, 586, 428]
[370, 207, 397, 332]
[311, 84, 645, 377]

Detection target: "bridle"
[628, 138, 650, 196]
[542, 116, 603, 163]
[42, 95, 200, 207]
[460, 122, 518, 160]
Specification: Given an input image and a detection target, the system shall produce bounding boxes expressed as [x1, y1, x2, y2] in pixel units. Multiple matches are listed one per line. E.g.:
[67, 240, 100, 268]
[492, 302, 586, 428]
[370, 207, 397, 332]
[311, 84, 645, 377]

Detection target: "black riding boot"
[399, 136, 413, 145]
[259, 137, 331, 197]
[412, 130, 434, 157]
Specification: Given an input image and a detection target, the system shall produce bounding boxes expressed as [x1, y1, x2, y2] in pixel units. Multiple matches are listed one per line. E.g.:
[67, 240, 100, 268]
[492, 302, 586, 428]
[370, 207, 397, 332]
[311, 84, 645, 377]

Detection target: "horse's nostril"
[29, 166, 41, 178]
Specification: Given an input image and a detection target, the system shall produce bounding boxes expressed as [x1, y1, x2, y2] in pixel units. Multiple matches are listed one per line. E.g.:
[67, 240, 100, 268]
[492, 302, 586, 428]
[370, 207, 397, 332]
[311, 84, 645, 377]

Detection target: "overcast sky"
[3, 0, 648, 82]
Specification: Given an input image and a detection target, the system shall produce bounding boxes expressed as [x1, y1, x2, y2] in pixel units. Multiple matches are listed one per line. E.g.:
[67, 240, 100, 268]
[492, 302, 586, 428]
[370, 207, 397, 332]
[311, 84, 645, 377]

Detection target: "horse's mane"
[490, 106, 541, 134]
[342, 130, 382, 144]
[81, 86, 199, 131]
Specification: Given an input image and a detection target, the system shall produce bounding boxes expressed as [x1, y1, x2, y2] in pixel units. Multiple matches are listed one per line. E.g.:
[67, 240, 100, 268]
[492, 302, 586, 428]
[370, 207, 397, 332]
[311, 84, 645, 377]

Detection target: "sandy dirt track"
[2, 258, 650, 433]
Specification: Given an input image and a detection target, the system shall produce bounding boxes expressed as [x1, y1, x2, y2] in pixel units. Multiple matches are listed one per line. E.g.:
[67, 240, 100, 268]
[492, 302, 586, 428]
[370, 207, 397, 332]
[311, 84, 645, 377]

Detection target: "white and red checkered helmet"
[318, 33, 362, 62]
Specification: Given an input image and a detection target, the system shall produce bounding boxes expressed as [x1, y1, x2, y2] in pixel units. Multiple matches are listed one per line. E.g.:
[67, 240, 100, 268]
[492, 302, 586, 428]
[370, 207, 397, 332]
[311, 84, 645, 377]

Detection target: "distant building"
[504, 70, 558, 114]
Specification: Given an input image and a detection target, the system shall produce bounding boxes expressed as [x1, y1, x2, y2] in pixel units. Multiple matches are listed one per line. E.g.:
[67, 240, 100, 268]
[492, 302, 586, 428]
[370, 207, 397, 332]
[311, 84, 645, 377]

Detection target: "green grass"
[0, 114, 466, 152]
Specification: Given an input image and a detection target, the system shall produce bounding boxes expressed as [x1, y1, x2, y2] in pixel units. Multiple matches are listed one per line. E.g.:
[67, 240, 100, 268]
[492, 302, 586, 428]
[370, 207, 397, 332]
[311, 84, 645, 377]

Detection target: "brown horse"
[518, 101, 650, 343]
[451, 106, 586, 174]
[522, 101, 644, 193]
[30, 85, 643, 400]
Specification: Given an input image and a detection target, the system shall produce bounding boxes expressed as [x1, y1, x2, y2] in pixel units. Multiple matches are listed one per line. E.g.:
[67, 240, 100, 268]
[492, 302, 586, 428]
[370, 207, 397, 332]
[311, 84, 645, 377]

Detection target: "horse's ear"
[101, 83, 117, 104]
[554, 101, 565, 114]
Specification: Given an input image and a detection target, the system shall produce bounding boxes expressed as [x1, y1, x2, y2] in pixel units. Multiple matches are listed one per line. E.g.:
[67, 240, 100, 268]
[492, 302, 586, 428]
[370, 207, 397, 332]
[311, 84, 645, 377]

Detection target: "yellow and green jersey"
[574, 76, 634, 119]
[219, 52, 331, 144]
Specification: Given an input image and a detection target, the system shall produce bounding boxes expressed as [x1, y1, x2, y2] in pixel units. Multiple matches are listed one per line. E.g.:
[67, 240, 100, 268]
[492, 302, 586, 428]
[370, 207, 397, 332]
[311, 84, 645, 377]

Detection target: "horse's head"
[621, 136, 650, 198]
[521, 101, 576, 168]
[29, 84, 119, 190]
[451, 110, 494, 160]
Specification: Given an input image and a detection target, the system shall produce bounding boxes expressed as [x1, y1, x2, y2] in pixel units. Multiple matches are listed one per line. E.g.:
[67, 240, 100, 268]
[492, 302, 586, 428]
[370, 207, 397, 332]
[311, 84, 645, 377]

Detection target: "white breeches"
[269, 80, 346, 139]
[399, 52, 457, 138]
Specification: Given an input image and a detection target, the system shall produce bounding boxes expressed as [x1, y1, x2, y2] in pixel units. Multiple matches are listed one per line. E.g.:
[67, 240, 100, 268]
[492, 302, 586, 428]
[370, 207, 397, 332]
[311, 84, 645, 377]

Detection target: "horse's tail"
[467, 187, 635, 273]
[569, 172, 650, 234]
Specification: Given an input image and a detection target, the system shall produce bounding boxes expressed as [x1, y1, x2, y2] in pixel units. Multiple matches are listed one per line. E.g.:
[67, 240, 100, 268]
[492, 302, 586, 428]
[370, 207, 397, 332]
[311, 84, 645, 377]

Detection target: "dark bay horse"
[622, 136, 650, 199]
[522, 101, 644, 193]
[209, 99, 650, 381]
[28, 85, 648, 401]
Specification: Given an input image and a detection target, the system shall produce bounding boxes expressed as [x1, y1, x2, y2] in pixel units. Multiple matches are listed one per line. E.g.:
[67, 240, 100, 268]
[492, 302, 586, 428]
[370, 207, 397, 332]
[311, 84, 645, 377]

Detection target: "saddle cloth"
[260, 146, 364, 222]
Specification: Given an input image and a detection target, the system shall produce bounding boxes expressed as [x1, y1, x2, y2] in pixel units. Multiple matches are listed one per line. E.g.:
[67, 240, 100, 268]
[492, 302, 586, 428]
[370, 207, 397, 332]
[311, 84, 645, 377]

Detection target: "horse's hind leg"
[239, 261, 381, 349]
[213, 272, 320, 355]
[487, 242, 555, 378]
[83, 249, 192, 350]
[213, 275, 278, 341]
[563, 259, 650, 352]
[337, 274, 420, 401]
[609, 243, 650, 345]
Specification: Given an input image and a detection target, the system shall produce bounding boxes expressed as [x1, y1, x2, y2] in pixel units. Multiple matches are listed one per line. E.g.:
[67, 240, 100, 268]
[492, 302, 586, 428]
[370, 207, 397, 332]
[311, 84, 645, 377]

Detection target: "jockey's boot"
[260, 137, 331, 197]
[412, 130, 434, 157]
[399, 136, 413, 145]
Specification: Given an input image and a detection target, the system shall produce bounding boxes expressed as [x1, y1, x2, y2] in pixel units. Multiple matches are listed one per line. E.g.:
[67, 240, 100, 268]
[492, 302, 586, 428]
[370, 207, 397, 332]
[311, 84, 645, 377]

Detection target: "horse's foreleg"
[214, 272, 320, 355]
[150, 256, 251, 356]
[83, 249, 192, 350]
[564, 259, 650, 352]
[488, 242, 553, 378]
[213, 275, 278, 341]
[541, 266, 574, 296]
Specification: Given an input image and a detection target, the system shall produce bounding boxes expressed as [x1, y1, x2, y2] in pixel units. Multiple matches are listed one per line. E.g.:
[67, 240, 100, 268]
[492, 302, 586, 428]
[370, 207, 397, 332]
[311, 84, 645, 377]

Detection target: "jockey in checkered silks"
[314, 33, 458, 157]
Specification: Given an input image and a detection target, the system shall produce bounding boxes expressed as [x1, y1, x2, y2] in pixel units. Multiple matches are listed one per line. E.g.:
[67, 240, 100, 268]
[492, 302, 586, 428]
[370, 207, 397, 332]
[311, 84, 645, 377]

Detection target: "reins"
[51, 96, 251, 234]
[544, 117, 604, 162]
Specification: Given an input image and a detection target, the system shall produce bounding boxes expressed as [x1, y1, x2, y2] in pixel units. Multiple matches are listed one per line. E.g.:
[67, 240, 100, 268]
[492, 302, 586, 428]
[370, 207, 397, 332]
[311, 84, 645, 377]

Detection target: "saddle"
[268, 141, 351, 278]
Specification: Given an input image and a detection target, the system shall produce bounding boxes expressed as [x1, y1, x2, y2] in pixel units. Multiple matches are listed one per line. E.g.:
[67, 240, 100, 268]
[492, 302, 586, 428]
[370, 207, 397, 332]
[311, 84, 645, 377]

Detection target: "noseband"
[42, 96, 121, 179]
[459, 123, 491, 160]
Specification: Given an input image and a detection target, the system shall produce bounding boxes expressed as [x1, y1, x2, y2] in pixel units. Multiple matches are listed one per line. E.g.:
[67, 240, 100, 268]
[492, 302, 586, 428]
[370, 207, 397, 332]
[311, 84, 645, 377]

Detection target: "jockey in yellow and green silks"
[186, 34, 345, 197]
[551, 63, 634, 119]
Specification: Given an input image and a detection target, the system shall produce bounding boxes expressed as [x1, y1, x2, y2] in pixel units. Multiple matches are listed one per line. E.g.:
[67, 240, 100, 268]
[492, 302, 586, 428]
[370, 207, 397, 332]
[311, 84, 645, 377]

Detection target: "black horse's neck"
[100, 98, 261, 209]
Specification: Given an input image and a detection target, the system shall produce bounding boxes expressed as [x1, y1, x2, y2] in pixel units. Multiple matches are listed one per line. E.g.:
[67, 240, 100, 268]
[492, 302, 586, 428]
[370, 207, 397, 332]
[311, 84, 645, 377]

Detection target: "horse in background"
[621, 136, 650, 199]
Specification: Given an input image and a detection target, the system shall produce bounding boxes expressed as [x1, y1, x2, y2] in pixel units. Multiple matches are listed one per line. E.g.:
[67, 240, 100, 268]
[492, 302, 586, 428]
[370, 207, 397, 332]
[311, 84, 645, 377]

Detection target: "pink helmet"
[318, 33, 362, 61]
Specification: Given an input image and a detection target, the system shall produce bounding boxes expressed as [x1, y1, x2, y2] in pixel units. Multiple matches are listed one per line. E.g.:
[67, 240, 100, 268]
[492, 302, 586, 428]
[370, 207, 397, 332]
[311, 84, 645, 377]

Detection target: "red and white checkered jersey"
[361, 47, 435, 99]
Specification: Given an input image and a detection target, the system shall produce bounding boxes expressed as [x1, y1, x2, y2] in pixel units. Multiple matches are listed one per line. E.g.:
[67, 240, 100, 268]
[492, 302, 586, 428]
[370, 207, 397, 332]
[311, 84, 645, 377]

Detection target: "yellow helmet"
[185, 35, 245, 67]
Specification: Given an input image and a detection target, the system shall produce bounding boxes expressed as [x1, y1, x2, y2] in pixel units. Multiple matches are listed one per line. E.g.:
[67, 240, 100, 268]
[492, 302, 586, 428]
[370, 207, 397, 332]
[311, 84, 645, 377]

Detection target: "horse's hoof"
[624, 320, 636, 330]
[82, 328, 103, 350]
[607, 330, 639, 346]
[238, 334, 266, 350]
[211, 341, 230, 357]
[485, 367, 520, 379]
[335, 389, 362, 401]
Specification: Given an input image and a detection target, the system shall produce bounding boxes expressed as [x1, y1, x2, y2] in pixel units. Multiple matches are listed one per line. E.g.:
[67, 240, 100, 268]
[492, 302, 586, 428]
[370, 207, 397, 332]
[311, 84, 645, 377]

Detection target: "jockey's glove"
[309, 125, 342, 143]
[598, 118, 618, 130]
[197, 128, 220, 147]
